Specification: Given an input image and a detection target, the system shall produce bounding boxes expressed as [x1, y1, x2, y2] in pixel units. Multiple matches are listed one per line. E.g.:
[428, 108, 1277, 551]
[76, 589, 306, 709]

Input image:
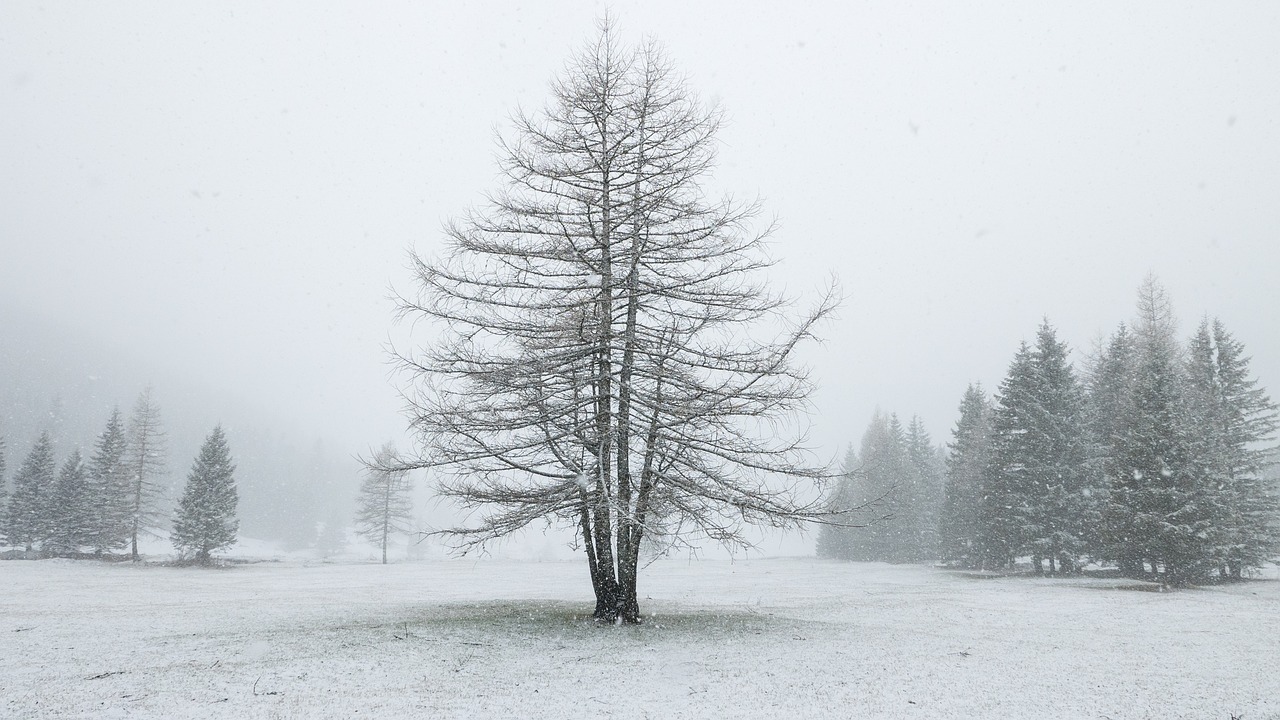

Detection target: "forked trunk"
[582, 498, 620, 621]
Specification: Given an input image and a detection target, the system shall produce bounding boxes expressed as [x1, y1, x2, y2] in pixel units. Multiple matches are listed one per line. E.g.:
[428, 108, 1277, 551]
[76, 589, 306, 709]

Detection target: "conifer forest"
[819, 277, 1280, 587]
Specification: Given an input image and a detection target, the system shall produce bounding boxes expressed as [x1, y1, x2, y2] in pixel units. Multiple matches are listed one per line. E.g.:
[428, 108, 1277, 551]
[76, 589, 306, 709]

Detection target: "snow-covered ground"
[3, 554, 1278, 719]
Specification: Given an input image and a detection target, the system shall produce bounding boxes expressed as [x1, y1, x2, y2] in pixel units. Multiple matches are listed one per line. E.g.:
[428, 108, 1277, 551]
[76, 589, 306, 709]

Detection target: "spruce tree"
[1086, 324, 1138, 564]
[86, 408, 132, 556]
[172, 426, 239, 564]
[816, 445, 861, 560]
[1022, 322, 1092, 574]
[1183, 319, 1280, 577]
[829, 412, 933, 563]
[124, 387, 167, 561]
[1182, 319, 1232, 574]
[905, 416, 945, 561]
[1088, 325, 1139, 447]
[1212, 320, 1280, 575]
[1103, 277, 1213, 584]
[978, 343, 1037, 570]
[354, 442, 414, 564]
[46, 450, 94, 555]
[939, 385, 993, 568]
[6, 432, 57, 553]
[979, 325, 1095, 574]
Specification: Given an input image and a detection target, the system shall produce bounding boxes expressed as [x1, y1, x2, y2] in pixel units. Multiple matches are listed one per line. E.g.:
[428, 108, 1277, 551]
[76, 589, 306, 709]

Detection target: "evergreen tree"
[1085, 324, 1138, 562]
[124, 387, 167, 561]
[1212, 319, 1280, 575]
[1103, 277, 1213, 584]
[816, 446, 861, 559]
[861, 412, 914, 562]
[86, 408, 132, 556]
[824, 412, 935, 563]
[905, 416, 945, 561]
[1088, 325, 1139, 445]
[1182, 319, 1232, 575]
[354, 442, 413, 564]
[46, 450, 94, 555]
[1183, 319, 1280, 577]
[978, 343, 1037, 570]
[6, 432, 57, 552]
[938, 385, 992, 568]
[1031, 323, 1093, 573]
[172, 426, 239, 564]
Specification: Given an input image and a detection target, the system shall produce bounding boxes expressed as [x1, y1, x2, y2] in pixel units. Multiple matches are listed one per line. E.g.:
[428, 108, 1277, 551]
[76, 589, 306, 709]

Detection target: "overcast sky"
[3, 1, 1278, 471]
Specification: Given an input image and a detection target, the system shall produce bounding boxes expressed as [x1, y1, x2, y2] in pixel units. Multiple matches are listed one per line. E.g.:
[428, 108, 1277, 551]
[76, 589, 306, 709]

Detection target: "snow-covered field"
[3, 555, 1278, 719]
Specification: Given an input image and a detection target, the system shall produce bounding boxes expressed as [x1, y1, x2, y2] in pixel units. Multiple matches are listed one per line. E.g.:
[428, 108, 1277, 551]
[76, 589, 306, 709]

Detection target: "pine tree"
[86, 408, 132, 556]
[354, 442, 413, 564]
[46, 450, 94, 555]
[124, 387, 167, 561]
[6, 432, 57, 553]
[172, 426, 239, 564]
[939, 385, 993, 568]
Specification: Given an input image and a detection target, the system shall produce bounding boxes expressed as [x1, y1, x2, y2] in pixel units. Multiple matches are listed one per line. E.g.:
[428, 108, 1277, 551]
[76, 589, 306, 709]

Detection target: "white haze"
[2, 2, 1278, 547]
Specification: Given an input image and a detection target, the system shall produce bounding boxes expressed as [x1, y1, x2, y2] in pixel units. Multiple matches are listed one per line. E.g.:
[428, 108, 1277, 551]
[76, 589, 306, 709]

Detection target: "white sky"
[3, 1, 1278, 467]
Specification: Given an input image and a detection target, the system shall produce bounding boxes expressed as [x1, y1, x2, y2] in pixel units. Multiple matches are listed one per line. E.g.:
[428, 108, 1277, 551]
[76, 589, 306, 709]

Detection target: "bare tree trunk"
[131, 433, 145, 562]
[590, 140, 622, 622]
[580, 504, 604, 603]
[382, 488, 391, 564]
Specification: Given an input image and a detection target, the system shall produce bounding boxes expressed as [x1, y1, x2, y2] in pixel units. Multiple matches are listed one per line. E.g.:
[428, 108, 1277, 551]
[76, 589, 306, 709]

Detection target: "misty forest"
[4, 6, 1279, 720]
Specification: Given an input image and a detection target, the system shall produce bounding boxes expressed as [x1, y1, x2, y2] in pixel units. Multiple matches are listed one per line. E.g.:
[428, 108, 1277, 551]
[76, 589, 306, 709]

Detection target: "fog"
[3, 2, 1278, 551]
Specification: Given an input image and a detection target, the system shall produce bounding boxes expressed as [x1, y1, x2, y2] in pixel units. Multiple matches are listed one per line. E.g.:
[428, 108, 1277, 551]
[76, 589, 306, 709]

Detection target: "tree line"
[821, 278, 1279, 585]
[1, 388, 240, 564]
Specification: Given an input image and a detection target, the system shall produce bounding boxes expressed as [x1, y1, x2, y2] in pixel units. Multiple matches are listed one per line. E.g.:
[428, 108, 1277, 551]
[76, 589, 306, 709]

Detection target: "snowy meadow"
[4, 556, 1277, 719]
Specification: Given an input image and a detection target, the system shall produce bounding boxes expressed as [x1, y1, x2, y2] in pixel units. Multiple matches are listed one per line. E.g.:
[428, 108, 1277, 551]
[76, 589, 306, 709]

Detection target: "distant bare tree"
[389, 20, 839, 623]
[125, 386, 167, 561]
[355, 443, 413, 564]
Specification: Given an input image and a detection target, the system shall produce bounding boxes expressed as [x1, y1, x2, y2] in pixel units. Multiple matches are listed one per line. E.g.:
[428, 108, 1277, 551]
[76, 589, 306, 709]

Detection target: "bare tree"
[125, 386, 167, 561]
[391, 20, 838, 623]
[355, 442, 413, 564]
